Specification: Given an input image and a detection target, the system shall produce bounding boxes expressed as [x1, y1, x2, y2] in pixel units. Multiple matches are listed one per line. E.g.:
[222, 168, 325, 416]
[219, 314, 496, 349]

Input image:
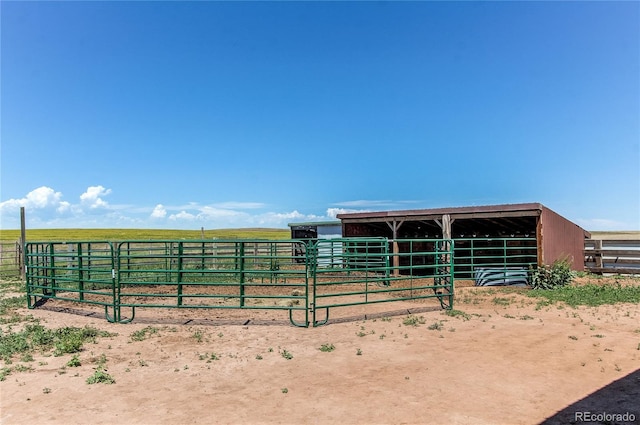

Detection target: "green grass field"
[0, 228, 290, 242]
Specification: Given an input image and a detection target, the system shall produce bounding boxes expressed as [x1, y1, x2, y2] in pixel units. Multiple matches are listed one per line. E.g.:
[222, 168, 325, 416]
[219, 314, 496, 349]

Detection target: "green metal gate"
[115, 240, 309, 326]
[25, 242, 118, 319]
[309, 238, 454, 326]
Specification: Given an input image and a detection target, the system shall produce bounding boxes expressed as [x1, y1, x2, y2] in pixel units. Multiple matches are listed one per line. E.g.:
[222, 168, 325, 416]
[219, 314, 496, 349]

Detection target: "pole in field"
[20, 207, 26, 279]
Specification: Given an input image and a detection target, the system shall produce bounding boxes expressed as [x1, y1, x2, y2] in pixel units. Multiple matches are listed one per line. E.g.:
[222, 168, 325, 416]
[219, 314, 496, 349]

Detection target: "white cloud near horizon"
[326, 207, 368, 219]
[150, 204, 167, 219]
[575, 218, 638, 232]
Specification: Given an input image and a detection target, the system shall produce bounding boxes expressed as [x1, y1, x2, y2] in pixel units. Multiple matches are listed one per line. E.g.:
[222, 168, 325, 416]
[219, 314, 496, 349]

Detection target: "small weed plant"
[403, 315, 425, 327]
[130, 326, 159, 342]
[529, 259, 575, 290]
[66, 355, 81, 367]
[319, 343, 335, 352]
[445, 309, 471, 321]
[427, 321, 444, 331]
[86, 355, 115, 385]
[280, 349, 293, 360]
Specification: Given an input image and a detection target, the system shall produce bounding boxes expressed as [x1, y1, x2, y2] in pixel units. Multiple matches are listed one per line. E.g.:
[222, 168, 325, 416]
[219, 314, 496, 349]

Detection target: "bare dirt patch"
[2, 277, 639, 425]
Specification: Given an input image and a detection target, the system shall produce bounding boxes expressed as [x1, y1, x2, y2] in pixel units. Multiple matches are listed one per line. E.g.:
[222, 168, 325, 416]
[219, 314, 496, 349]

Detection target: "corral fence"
[0, 241, 23, 279]
[452, 237, 537, 285]
[584, 240, 640, 275]
[25, 238, 454, 327]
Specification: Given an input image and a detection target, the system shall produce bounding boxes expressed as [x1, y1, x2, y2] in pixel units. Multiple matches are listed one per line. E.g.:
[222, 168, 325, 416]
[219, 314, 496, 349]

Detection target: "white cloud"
[151, 204, 167, 219]
[326, 207, 368, 219]
[57, 201, 72, 214]
[332, 200, 391, 208]
[211, 202, 266, 210]
[575, 218, 634, 231]
[257, 210, 323, 225]
[0, 186, 64, 211]
[80, 186, 111, 209]
[1, 186, 375, 230]
[199, 206, 245, 219]
[169, 211, 197, 221]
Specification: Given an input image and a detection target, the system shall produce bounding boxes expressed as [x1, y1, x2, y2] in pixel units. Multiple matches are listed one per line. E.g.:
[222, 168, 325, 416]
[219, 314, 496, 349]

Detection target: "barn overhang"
[337, 203, 548, 238]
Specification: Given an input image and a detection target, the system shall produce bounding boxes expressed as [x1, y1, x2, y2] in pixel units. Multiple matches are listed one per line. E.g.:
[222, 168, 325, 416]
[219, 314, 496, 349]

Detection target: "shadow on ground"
[541, 368, 640, 425]
[33, 299, 441, 327]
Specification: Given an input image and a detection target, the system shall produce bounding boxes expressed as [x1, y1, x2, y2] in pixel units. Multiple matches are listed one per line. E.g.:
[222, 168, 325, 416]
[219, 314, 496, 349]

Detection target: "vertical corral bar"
[239, 241, 245, 307]
[447, 239, 454, 309]
[177, 242, 184, 306]
[310, 240, 318, 325]
[470, 239, 475, 276]
[78, 243, 84, 301]
[501, 239, 507, 270]
[25, 243, 34, 308]
[111, 242, 119, 322]
[201, 241, 206, 276]
[384, 240, 391, 285]
[86, 242, 92, 284]
[48, 243, 56, 296]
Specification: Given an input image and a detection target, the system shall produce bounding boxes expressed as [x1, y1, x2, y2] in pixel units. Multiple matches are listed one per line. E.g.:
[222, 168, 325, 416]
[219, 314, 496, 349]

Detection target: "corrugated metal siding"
[317, 225, 342, 239]
[540, 206, 587, 270]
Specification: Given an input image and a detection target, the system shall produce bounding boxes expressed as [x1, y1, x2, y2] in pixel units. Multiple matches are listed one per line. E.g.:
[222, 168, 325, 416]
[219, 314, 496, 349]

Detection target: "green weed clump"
[0, 324, 115, 362]
[319, 343, 335, 352]
[86, 353, 115, 384]
[529, 259, 575, 290]
[402, 315, 425, 327]
[0, 296, 27, 324]
[444, 309, 471, 321]
[130, 326, 159, 341]
[528, 284, 640, 307]
[280, 349, 293, 360]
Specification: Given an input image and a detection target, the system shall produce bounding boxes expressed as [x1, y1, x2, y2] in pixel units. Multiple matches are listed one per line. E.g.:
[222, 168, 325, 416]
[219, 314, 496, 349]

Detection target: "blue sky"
[1, 1, 638, 231]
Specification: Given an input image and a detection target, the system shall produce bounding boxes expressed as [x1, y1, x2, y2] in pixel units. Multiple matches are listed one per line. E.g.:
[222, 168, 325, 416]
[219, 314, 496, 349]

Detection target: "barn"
[337, 203, 590, 280]
[288, 221, 342, 240]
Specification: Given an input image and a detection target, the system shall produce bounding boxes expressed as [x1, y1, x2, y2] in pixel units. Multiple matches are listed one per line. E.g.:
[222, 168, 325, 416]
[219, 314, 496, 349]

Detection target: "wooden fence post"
[20, 207, 26, 279]
[594, 239, 603, 271]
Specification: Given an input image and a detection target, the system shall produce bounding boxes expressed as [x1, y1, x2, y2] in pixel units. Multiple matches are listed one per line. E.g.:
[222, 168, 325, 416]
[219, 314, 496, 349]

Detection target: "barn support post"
[536, 217, 544, 267]
[385, 220, 404, 276]
[434, 214, 454, 239]
[593, 239, 603, 271]
[435, 214, 454, 275]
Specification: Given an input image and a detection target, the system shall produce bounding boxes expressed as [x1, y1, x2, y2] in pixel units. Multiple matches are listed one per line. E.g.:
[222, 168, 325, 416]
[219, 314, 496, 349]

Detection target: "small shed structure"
[337, 203, 590, 271]
[288, 221, 342, 240]
[288, 221, 343, 266]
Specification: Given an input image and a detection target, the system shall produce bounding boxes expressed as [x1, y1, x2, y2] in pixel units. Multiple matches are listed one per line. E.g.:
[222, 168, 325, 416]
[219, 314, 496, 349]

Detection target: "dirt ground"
[1, 280, 640, 425]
